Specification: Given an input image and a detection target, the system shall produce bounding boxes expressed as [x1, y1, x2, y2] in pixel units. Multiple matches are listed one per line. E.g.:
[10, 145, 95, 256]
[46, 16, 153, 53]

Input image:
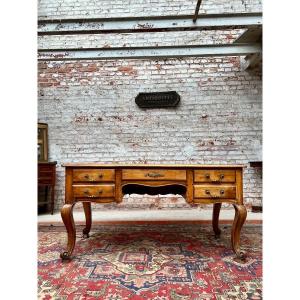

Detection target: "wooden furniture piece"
[60, 164, 247, 261]
[38, 161, 57, 214]
[38, 123, 48, 162]
[249, 161, 262, 168]
[249, 161, 263, 213]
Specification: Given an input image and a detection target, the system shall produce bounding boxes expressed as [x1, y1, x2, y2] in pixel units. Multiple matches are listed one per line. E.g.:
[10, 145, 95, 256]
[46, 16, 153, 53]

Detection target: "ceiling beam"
[193, 0, 203, 23]
[38, 43, 262, 61]
[241, 53, 262, 70]
[38, 13, 262, 35]
[235, 27, 262, 70]
[234, 27, 262, 43]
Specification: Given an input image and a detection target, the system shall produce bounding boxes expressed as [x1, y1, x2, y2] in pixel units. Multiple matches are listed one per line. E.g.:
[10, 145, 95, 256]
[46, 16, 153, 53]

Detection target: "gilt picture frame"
[38, 123, 48, 162]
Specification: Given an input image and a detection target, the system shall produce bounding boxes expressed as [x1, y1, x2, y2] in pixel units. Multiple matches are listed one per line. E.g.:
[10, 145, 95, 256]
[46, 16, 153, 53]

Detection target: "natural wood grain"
[192, 199, 237, 204]
[82, 199, 115, 203]
[38, 162, 56, 214]
[38, 161, 57, 165]
[115, 169, 123, 203]
[73, 169, 115, 182]
[38, 178, 55, 185]
[186, 169, 194, 203]
[82, 202, 92, 238]
[65, 167, 73, 204]
[194, 169, 236, 183]
[122, 169, 186, 180]
[63, 163, 246, 168]
[38, 163, 56, 185]
[73, 184, 115, 198]
[60, 163, 247, 261]
[236, 169, 243, 204]
[231, 204, 247, 259]
[122, 180, 188, 186]
[60, 203, 76, 260]
[194, 185, 236, 199]
[212, 203, 222, 237]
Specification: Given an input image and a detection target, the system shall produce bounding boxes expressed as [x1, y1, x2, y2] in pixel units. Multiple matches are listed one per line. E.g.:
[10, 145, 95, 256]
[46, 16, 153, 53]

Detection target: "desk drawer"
[73, 169, 115, 182]
[194, 170, 235, 183]
[194, 185, 236, 199]
[73, 184, 115, 198]
[38, 165, 54, 172]
[38, 170, 53, 178]
[122, 169, 186, 181]
[38, 177, 54, 185]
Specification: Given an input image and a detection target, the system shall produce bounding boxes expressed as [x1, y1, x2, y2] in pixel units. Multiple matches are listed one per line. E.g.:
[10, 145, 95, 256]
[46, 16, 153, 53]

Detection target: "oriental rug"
[38, 224, 262, 300]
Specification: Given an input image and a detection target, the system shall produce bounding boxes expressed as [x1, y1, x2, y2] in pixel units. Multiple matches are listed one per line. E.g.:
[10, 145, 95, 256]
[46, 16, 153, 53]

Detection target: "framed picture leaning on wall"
[38, 123, 48, 162]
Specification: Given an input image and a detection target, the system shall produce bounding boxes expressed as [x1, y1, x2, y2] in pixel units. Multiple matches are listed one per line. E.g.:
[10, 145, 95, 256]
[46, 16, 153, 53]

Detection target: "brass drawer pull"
[146, 172, 164, 178]
[205, 173, 224, 182]
[84, 190, 102, 196]
[211, 174, 225, 183]
[98, 174, 103, 178]
[205, 189, 224, 198]
[85, 174, 97, 181]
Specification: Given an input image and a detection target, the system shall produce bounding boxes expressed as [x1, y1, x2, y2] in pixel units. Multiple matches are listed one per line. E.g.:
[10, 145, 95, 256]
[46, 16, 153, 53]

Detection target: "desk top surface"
[63, 163, 246, 168]
[38, 161, 57, 165]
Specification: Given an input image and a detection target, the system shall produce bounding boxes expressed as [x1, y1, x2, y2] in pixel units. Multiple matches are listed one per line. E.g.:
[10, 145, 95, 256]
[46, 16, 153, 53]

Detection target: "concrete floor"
[38, 208, 262, 224]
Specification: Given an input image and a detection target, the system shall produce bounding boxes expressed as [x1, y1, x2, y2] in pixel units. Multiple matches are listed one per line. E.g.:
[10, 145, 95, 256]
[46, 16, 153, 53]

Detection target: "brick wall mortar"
[38, 0, 262, 19]
[38, 0, 262, 212]
[38, 30, 243, 50]
[38, 57, 262, 212]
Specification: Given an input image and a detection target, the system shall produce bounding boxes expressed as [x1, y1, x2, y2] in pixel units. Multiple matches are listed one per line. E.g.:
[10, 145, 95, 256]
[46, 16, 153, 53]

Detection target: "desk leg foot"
[231, 204, 247, 260]
[60, 203, 76, 260]
[212, 203, 222, 237]
[60, 251, 72, 260]
[82, 202, 92, 238]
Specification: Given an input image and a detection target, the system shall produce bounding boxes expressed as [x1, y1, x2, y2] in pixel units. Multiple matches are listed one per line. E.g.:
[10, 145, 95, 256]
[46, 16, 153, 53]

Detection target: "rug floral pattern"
[38, 224, 262, 299]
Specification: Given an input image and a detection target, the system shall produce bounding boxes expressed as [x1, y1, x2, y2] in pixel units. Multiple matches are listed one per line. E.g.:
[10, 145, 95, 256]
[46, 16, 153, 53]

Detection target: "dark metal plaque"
[135, 91, 180, 108]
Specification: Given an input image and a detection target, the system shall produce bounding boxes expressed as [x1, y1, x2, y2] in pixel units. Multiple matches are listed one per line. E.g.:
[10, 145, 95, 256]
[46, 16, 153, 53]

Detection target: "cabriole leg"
[82, 202, 92, 238]
[231, 204, 247, 259]
[212, 203, 222, 237]
[60, 203, 76, 260]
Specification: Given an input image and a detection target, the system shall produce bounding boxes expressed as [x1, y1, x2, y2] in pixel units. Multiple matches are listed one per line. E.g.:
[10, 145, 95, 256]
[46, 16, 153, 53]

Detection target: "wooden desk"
[60, 163, 247, 260]
[38, 161, 57, 214]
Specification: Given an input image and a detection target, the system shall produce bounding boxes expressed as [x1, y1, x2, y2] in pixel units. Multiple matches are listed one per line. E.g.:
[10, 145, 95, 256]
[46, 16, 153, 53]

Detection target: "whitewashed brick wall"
[38, 29, 244, 50]
[38, 0, 262, 212]
[38, 0, 262, 19]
